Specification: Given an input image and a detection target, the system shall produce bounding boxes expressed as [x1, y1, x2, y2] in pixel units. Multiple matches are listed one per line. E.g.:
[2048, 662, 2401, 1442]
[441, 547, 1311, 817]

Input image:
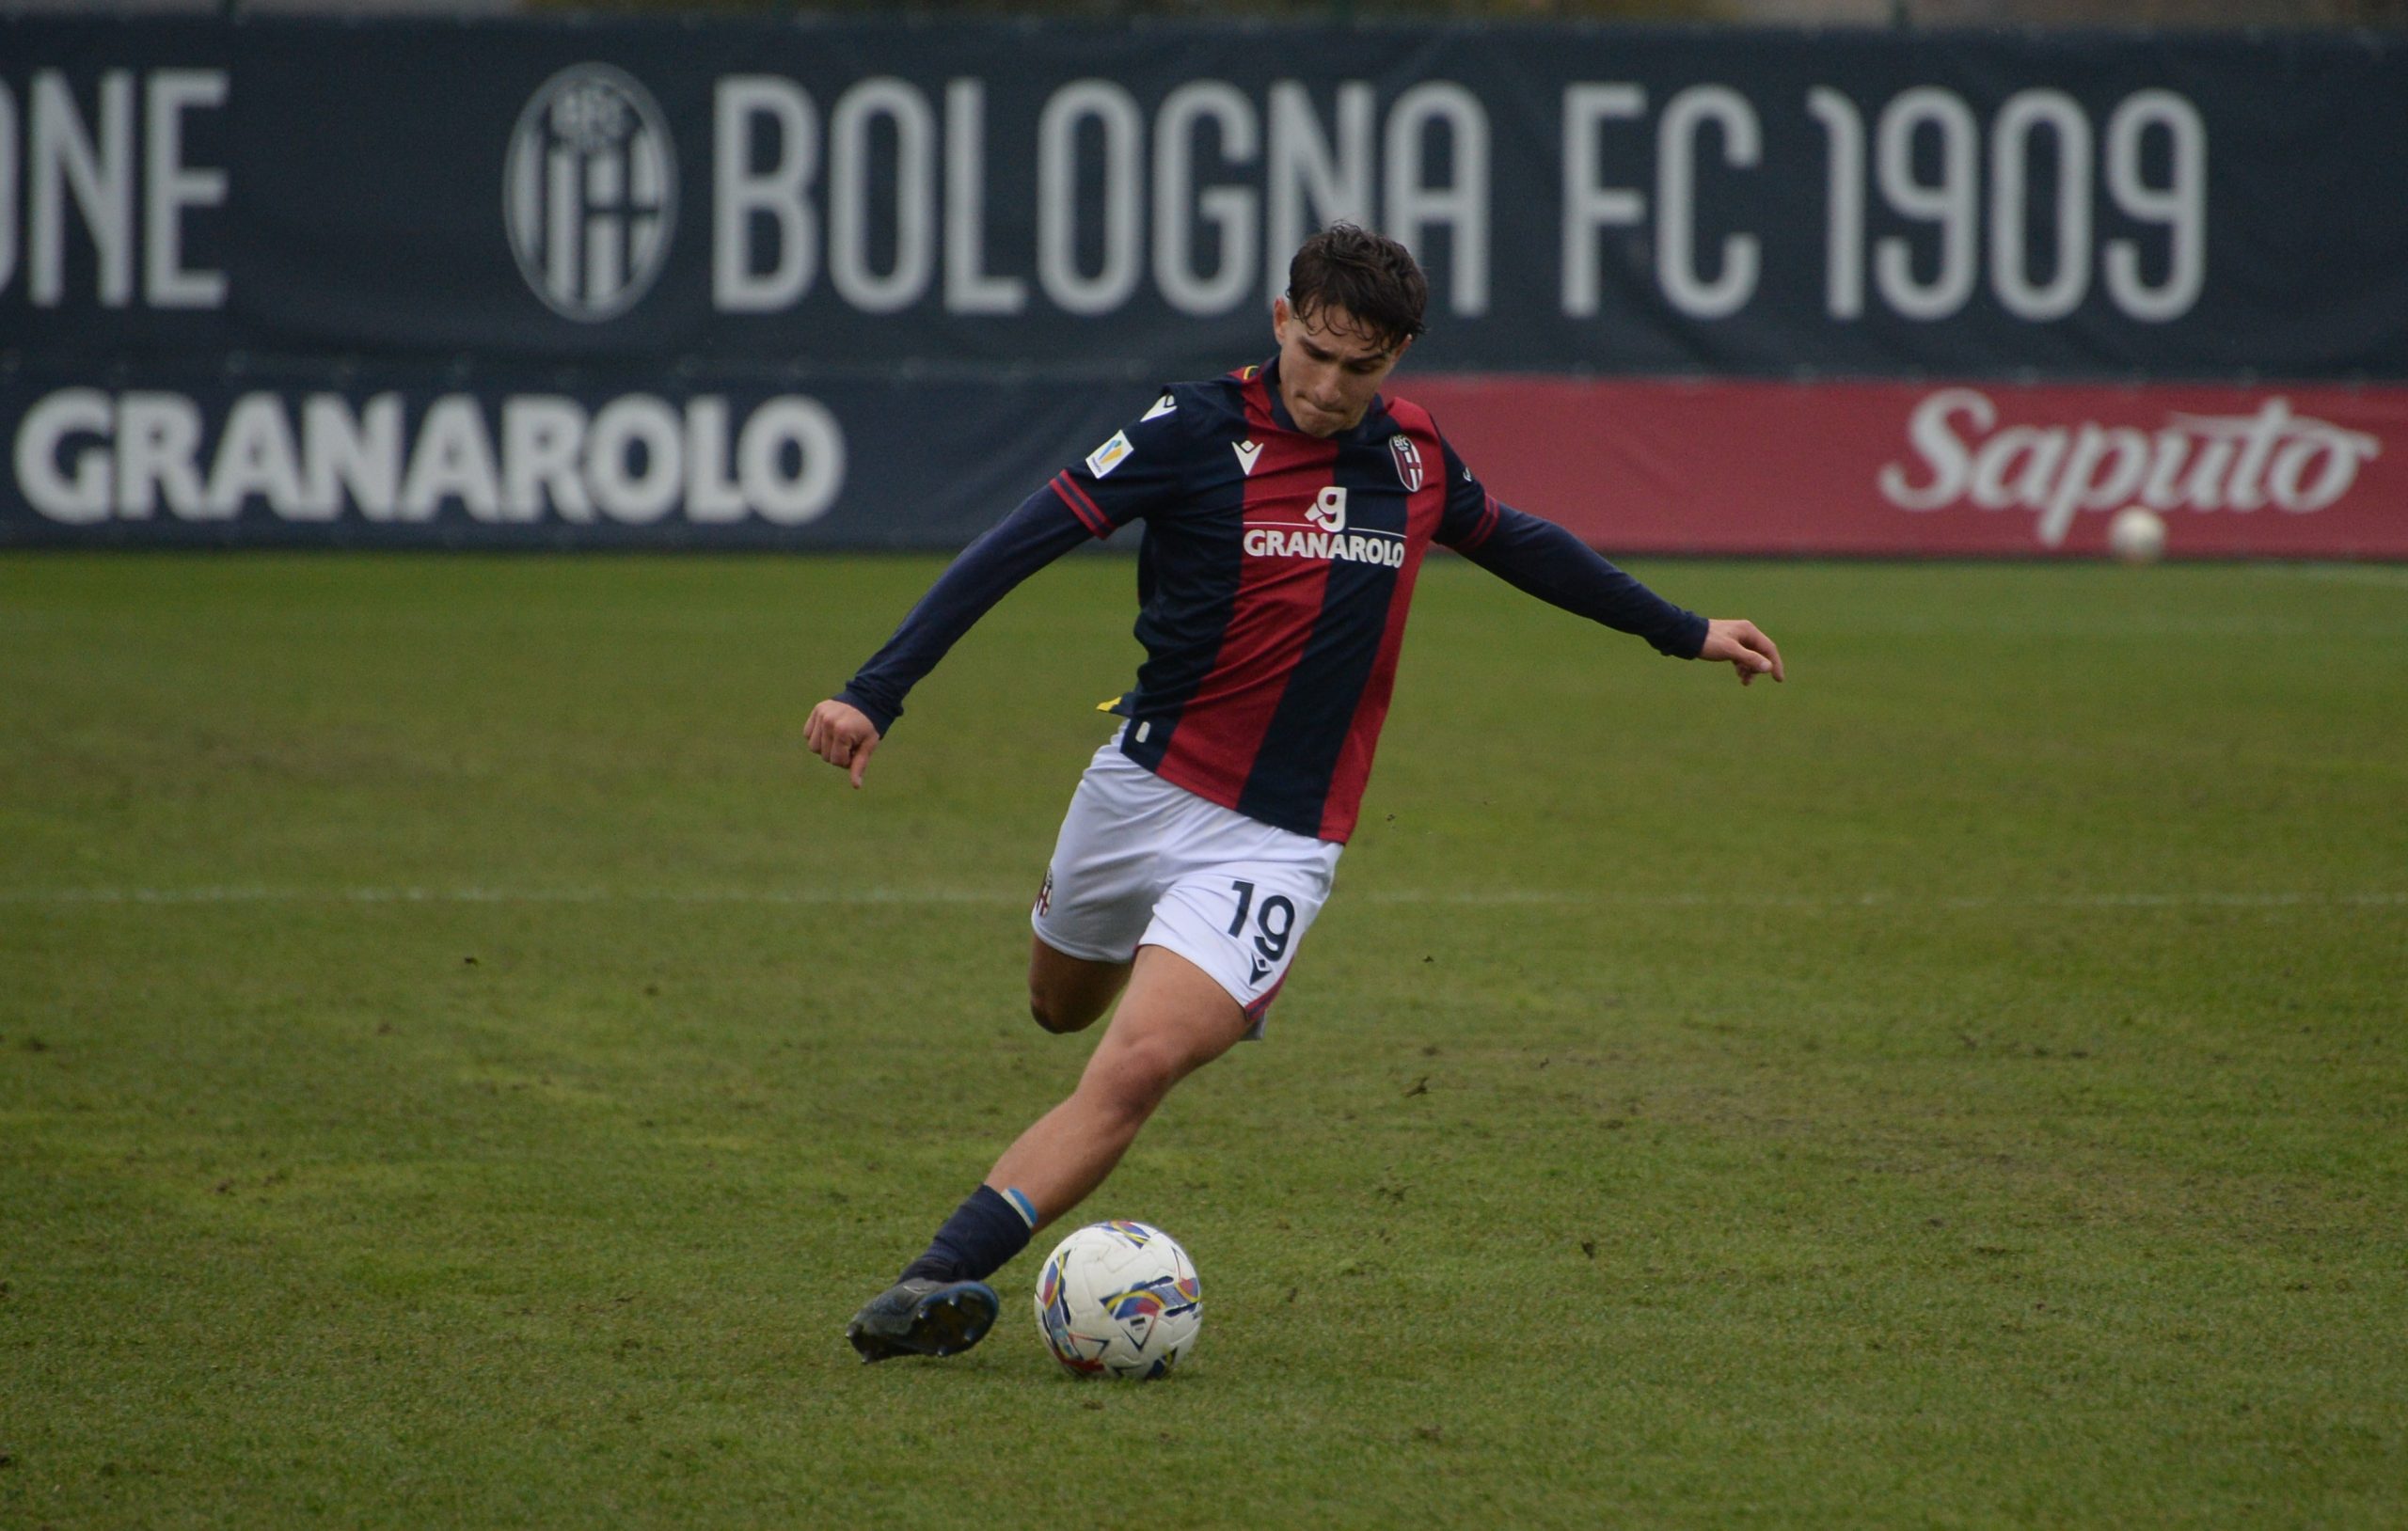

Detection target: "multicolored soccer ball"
[1032, 1220, 1201, 1380]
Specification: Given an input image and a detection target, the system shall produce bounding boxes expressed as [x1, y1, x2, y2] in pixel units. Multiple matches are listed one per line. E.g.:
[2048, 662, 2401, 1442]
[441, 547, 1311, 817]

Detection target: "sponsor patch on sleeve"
[1085, 431, 1134, 479]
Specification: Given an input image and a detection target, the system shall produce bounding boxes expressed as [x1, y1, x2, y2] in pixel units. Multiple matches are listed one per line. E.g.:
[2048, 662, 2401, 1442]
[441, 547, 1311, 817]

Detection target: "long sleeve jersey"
[839, 356, 1709, 843]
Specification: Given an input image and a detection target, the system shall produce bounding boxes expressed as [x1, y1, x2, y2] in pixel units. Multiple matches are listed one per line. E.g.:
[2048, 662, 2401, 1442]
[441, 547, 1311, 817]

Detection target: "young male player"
[809, 224, 1783, 1362]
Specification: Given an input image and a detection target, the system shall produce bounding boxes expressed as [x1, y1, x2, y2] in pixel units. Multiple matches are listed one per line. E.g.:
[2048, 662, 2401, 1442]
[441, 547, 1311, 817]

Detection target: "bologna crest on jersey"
[1389, 434, 1425, 493]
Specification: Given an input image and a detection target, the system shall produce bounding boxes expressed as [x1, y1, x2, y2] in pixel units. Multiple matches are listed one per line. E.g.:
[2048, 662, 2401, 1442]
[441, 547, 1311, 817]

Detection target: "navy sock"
[899, 1185, 1038, 1285]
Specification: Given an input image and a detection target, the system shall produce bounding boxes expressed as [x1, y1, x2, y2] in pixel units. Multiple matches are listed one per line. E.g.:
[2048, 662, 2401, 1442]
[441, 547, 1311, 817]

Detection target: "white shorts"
[1032, 735, 1342, 1037]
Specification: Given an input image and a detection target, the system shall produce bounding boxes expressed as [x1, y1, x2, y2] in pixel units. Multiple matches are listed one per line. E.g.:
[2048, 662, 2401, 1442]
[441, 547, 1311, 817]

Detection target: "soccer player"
[812, 224, 1783, 1362]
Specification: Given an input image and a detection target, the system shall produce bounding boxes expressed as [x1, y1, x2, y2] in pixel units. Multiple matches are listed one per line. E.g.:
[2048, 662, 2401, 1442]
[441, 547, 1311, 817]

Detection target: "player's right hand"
[805, 699, 882, 789]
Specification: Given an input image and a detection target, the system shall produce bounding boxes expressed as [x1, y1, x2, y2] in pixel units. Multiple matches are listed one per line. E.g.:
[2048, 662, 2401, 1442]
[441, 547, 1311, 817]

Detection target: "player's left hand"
[1700, 618, 1784, 687]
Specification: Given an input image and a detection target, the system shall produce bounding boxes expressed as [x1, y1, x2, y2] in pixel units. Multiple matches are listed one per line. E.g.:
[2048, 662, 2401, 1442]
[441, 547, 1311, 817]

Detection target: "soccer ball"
[2106, 506, 2167, 564]
[1033, 1220, 1201, 1380]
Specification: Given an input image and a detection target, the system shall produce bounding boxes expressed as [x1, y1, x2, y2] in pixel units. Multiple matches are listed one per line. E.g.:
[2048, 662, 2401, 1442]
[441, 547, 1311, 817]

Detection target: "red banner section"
[1405, 378, 2408, 559]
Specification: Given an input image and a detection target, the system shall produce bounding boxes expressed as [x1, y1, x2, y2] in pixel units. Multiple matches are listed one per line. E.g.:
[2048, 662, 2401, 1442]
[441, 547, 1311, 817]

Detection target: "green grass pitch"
[4, 552, 2403, 1527]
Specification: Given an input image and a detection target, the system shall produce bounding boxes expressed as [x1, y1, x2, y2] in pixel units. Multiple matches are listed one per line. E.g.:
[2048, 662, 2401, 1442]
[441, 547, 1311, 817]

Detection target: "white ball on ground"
[1033, 1220, 1201, 1380]
[2107, 506, 2168, 564]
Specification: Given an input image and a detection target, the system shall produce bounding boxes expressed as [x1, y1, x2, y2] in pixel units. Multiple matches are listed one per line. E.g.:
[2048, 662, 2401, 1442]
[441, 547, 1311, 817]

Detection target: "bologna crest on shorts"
[1389, 434, 1425, 493]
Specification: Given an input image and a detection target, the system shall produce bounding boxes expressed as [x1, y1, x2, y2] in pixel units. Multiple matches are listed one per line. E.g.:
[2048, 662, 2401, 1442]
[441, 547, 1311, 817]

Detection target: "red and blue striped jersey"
[840, 357, 1706, 844]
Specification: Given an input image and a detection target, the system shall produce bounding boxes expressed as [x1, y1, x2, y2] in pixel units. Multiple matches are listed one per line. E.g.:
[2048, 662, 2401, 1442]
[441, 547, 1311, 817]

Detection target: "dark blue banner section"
[0, 362, 1144, 549]
[4, 17, 2403, 380]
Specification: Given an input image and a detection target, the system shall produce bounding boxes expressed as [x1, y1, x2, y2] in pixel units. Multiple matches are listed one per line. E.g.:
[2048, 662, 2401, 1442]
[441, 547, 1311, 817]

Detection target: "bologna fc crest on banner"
[505, 64, 677, 323]
[1389, 434, 1424, 492]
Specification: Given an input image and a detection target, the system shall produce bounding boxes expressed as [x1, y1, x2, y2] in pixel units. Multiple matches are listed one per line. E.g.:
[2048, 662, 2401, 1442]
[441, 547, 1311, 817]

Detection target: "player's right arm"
[809, 391, 1192, 787]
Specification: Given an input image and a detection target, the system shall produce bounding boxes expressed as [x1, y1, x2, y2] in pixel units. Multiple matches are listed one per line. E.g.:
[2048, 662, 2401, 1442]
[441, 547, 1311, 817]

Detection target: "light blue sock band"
[1001, 1187, 1038, 1228]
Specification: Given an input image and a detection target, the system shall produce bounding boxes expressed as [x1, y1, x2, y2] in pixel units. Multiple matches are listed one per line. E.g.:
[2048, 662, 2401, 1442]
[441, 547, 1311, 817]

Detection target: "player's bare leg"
[990, 942, 1250, 1226]
[848, 944, 1246, 1362]
[1026, 938, 1132, 1034]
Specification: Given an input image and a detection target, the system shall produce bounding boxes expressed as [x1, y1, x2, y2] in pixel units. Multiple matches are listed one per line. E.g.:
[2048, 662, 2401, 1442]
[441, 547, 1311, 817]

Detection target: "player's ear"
[1271, 294, 1291, 342]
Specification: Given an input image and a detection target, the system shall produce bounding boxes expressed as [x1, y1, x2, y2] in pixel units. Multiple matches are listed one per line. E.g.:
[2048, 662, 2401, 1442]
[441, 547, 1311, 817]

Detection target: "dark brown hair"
[1287, 223, 1429, 352]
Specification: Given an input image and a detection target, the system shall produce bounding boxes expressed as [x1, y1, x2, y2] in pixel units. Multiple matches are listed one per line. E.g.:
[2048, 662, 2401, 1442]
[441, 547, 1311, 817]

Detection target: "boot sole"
[848, 1282, 1000, 1363]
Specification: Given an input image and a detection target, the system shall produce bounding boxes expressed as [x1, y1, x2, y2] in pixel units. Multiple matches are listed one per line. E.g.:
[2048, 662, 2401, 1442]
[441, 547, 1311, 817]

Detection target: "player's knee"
[1029, 987, 1099, 1035]
[1085, 1038, 1183, 1120]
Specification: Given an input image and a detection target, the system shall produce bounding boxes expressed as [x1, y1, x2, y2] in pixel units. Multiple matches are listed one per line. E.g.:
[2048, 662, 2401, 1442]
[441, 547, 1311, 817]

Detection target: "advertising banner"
[8, 364, 2401, 556]
[1410, 377, 2408, 559]
[3, 18, 2402, 553]
[4, 18, 2404, 380]
[0, 364, 1131, 550]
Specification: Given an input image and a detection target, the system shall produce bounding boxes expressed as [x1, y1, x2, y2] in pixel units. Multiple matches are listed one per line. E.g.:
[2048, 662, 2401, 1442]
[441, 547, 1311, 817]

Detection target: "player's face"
[1271, 296, 1410, 437]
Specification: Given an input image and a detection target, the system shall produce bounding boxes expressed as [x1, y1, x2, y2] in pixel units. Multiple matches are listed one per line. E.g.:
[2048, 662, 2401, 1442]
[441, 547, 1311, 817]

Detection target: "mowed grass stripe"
[5, 884, 2403, 908]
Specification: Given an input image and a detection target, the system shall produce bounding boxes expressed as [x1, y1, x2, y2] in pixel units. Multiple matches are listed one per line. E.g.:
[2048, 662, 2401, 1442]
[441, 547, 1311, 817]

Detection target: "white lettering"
[2035, 423, 2149, 545]
[1874, 89, 1978, 322]
[1265, 82, 1374, 300]
[684, 396, 747, 523]
[1881, 389, 2382, 545]
[586, 396, 684, 523]
[204, 392, 303, 516]
[1656, 85, 1759, 320]
[1878, 387, 1990, 510]
[14, 390, 851, 528]
[116, 391, 202, 517]
[1239, 517, 1407, 566]
[1153, 81, 1259, 317]
[401, 397, 501, 522]
[2267, 424, 2374, 512]
[943, 80, 1025, 315]
[1989, 90, 2091, 323]
[1037, 80, 1142, 316]
[0, 86, 16, 294]
[1560, 85, 1645, 319]
[14, 388, 113, 523]
[500, 396, 591, 522]
[737, 396, 844, 524]
[32, 71, 134, 307]
[142, 71, 227, 308]
[303, 394, 400, 520]
[1970, 425, 2059, 513]
[713, 77, 818, 312]
[2223, 398, 2289, 511]
[829, 78, 935, 313]
[2103, 91, 2206, 323]
[1382, 82, 1488, 316]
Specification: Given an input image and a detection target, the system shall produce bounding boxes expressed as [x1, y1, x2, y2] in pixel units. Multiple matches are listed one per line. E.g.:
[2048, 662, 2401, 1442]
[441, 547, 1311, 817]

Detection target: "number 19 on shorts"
[1228, 879, 1295, 981]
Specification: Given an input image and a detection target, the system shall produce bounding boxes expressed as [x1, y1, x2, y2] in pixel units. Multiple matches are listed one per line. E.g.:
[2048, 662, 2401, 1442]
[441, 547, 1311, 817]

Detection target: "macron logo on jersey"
[1232, 439, 1263, 476]
[1142, 394, 1177, 421]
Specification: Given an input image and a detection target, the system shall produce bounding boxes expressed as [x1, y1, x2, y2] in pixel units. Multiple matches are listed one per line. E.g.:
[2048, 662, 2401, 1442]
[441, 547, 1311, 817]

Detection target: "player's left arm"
[1436, 445, 1782, 686]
